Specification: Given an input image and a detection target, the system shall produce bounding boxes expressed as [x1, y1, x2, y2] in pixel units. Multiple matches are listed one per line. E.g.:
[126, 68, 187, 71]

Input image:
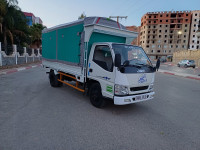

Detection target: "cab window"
[93, 45, 113, 72]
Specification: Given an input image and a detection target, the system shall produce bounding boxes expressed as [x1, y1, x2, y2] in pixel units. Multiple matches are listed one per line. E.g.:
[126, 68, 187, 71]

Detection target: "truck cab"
[87, 42, 155, 106]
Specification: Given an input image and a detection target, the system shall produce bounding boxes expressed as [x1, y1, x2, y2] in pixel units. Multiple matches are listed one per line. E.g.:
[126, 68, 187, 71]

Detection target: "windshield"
[112, 44, 152, 66]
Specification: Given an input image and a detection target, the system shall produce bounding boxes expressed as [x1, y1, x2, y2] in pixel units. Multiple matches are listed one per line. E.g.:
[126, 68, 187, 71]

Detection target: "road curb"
[158, 70, 200, 81]
[0, 64, 42, 76]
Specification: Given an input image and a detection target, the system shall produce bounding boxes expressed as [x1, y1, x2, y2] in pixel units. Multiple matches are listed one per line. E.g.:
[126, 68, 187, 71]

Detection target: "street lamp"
[196, 20, 200, 38]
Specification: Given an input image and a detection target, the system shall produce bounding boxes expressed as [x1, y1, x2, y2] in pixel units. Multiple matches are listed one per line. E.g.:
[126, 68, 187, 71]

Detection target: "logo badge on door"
[138, 74, 147, 84]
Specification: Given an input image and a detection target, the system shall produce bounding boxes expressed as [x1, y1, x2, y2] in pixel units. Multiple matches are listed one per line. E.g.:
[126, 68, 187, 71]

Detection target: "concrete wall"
[173, 50, 200, 67]
[0, 42, 42, 67]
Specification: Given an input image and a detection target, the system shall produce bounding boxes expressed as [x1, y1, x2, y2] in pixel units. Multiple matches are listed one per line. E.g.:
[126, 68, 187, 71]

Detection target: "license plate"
[135, 95, 147, 101]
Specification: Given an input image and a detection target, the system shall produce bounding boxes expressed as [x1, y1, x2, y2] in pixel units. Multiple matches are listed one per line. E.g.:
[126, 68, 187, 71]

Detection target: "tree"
[78, 13, 86, 19]
[0, 0, 29, 48]
[29, 23, 46, 48]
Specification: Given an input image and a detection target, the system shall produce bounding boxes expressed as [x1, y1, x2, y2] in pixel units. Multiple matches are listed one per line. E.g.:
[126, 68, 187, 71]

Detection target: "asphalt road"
[0, 67, 200, 150]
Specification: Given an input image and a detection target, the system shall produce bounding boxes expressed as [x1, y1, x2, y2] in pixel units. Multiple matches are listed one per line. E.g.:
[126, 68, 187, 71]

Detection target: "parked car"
[177, 60, 196, 68]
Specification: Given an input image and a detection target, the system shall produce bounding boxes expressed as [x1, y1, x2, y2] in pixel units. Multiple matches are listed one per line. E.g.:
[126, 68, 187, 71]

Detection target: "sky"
[18, 0, 200, 28]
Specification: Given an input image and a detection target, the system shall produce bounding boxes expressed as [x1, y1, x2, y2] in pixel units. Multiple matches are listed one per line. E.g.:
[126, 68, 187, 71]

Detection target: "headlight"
[115, 84, 129, 95]
[149, 84, 154, 92]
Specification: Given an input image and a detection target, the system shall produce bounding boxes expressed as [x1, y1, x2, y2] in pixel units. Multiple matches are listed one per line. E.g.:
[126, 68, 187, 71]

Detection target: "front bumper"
[114, 92, 155, 105]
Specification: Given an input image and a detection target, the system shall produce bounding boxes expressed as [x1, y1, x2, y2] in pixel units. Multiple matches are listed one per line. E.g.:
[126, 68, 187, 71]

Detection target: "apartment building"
[23, 12, 43, 26]
[189, 10, 200, 50]
[126, 26, 140, 46]
[140, 11, 191, 59]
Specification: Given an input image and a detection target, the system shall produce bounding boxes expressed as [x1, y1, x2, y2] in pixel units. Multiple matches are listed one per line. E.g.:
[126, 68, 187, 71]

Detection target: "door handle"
[89, 68, 93, 72]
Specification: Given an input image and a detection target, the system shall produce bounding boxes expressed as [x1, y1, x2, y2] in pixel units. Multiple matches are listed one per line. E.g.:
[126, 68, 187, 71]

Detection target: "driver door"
[88, 45, 115, 98]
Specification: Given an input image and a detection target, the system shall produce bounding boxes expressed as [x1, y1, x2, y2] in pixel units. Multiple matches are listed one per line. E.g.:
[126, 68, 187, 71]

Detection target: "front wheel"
[89, 83, 105, 108]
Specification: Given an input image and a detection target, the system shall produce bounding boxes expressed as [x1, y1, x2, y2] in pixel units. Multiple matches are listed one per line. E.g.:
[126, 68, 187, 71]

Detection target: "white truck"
[42, 17, 155, 108]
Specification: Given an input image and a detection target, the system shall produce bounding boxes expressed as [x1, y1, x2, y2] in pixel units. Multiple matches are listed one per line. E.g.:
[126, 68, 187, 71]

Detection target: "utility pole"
[109, 16, 127, 23]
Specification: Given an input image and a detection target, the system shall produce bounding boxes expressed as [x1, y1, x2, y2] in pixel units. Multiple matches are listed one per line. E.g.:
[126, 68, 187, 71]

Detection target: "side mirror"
[115, 54, 121, 68]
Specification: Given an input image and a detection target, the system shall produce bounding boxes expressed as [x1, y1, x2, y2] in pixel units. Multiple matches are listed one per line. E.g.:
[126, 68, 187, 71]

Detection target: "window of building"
[149, 21, 151, 23]
[159, 30, 161, 33]
[93, 45, 113, 72]
[158, 40, 161, 43]
[186, 14, 188, 16]
[197, 46, 199, 49]
[184, 35, 186, 38]
[176, 45, 178, 48]
[194, 19, 197, 22]
[147, 40, 149, 43]
[153, 36, 155, 39]
[166, 20, 168, 22]
[160, 14, 163, 17]
[170, 40, 172, 44]
[197, 41, 199, 44]
[164, 50, 167, 53]
[169, 50, 171, 53]
[160, 20, 162, 23]
[153, 31, 156, 33]
[185, 29, 187, 32]
[154, 21, 156, 23]
[171, 20, 174, 23]
[177, 25, 180, 28]
[195, 13, 197, 16]
[194, 24, 196, 27]
[170, 30, 173, 33]
[179, 15, 181, 17]
[154, 15, 156, 18]
[178, 20, 181, 23]
[157, 50, 161, 53]
[152, 41, 155, 44]
[154, 25, 156, 28]
[166, 14, 169, 17]
[166, 25, 168, 27]
[182, 45, 184, 48]
[185, 24, 187, 27]
[143, 41, 144, 43]
[193, 30, 196, 32]
[170, 35, 173, 38]
[185, 19, 188, 22]
[146, 45, 149, 48]
[165, 30, 167, 33]
[165, 35, 167, 38]
[148, 36, 150, 39]
[192, 45, 194, 48]
[184, 40, 186, 43]
[164, 40, 167, 43]
[151, 50, 154, 53]
[193, 35, 195, 38]
[192, 40, 194, 43]
[160, 25, 162, 27]
[148, 31, 150, 33]
[164, 45, 167, 48]
[159, 35, 161, 38]
[152, 45, 155, 48]
[170, 45, 173, 48]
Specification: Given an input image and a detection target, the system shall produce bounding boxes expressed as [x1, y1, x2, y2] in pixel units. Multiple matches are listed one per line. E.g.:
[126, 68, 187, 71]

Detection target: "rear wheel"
[49, 70, 63, 87]
[89, 83, 105, 108]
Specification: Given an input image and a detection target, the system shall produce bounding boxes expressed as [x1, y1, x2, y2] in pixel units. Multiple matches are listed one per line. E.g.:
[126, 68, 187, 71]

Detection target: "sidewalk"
[158, 69, 200, 81]
[0, 62, 42, 75]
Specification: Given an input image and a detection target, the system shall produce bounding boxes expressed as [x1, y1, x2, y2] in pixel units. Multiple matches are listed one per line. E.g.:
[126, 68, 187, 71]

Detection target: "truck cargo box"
[42, 17, 138, 82]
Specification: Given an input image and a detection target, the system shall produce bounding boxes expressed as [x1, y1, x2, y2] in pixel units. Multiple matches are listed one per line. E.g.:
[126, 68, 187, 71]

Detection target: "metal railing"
[34, 49, 38, 56]
[27, 48, 32, 56]
[17, 46, 24, 55]
[1, 44, 13, 55]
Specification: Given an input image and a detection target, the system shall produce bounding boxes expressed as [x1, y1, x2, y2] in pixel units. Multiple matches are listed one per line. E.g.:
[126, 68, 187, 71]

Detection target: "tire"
[177, 64, 180, 67]
[49, 70, 63, 87]
[193, 66, 195, 68]
[89, 83, 105, 108]
[184, 64, 187, 68]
